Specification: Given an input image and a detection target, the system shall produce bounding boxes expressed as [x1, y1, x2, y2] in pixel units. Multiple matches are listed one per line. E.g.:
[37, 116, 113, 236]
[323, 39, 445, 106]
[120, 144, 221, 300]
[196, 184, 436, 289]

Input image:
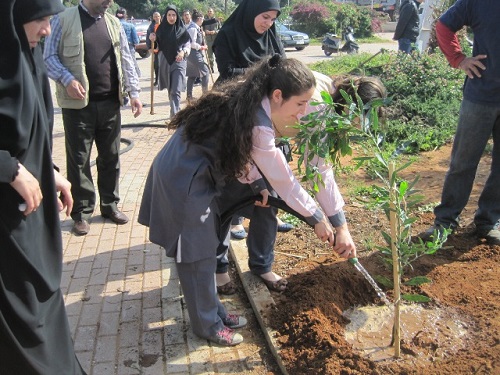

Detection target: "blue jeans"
[216, 178, 278, 275]
[434, 99, 500, 231]
[398, 38, 414, 54]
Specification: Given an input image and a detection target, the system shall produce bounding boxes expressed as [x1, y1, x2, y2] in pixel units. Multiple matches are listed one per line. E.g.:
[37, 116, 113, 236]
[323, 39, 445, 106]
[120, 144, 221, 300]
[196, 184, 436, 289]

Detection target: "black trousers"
[62, 98, 121, 221]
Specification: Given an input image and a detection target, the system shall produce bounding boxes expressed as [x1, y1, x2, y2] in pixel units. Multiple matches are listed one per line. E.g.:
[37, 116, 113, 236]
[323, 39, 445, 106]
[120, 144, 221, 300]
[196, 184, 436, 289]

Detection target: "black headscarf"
[156, 5, 191, 64]
[213, 0, 284, 67]
[13, 0, 65, 25]
[1, 0, 63, 182]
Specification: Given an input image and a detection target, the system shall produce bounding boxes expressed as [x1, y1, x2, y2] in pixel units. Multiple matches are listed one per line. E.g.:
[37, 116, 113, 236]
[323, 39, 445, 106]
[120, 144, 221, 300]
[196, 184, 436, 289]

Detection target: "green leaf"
[374, 275, 393, 288]
[381, 231, 393, 247]
[320, 90, 333, 105]
[395, 160, 414, 173]
[402, 294, 431, 303]
[398, 180, 408, 197]
[404, 276, 432, 286]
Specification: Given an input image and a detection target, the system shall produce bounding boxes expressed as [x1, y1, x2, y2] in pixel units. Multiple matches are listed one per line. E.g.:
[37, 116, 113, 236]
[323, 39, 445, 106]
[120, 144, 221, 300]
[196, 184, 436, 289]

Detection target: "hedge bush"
[310, 51, 464, 153]
[290, 1, 375, 38]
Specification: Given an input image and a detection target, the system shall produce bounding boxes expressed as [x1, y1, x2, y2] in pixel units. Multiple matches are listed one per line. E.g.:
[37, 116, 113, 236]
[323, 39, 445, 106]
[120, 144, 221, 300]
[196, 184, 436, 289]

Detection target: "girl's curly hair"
[168, 55, 315, 178]
[331, 75, 387, 117]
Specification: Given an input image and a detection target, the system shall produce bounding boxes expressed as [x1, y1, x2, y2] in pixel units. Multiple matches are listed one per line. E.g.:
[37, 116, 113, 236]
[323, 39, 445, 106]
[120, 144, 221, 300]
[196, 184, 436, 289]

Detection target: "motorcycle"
[322, 26, 359, 56]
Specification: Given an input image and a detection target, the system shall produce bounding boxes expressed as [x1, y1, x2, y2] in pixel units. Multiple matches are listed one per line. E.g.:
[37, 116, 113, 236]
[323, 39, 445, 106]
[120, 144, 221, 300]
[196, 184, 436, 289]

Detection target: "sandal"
[260, 276, 288, 292]
[217, 280, 237, 295]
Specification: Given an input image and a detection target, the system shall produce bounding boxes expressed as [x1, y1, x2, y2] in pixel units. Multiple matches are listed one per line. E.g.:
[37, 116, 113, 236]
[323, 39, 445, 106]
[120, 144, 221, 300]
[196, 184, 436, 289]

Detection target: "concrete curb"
[229, 240, 290, 375]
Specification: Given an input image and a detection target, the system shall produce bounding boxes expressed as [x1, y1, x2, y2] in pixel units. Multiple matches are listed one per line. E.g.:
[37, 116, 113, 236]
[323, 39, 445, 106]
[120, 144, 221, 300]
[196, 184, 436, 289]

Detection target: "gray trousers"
[158, 53, 186, 118]
[176, 257, 227, 339]
[434, 99, 500, 230]
[186, 74, 209, 99]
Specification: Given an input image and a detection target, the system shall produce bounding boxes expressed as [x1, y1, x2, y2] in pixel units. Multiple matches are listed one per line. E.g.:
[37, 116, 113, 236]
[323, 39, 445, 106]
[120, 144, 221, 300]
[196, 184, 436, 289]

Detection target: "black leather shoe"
[73, 220, 90, 235]
[102, 210, 129, 225]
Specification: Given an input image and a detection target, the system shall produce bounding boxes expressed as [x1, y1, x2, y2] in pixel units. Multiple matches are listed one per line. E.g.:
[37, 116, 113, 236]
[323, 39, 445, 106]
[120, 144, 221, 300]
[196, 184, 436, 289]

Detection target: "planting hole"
[343, 304, 469, 361]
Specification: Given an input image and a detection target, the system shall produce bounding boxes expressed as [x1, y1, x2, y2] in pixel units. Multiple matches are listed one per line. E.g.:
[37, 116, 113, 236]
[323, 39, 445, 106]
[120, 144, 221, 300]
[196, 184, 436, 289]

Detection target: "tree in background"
[290, 2, 330, 36]
[289, 1, 374, 38]
[61, 1, 236, 20]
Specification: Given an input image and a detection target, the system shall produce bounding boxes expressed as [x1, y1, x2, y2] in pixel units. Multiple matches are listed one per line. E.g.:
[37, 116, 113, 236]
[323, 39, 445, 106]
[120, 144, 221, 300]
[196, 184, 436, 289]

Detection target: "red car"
[131, 19, 151, 58]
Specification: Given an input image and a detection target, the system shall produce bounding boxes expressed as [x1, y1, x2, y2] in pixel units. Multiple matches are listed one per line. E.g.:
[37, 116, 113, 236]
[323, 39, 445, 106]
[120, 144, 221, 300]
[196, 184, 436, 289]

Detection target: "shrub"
[311, 50, 464, 152]
[330, 3, 373, 38]
[380, 52, 463, 151]
[290, 2, 374, 38]
[290, 2, 331, 37]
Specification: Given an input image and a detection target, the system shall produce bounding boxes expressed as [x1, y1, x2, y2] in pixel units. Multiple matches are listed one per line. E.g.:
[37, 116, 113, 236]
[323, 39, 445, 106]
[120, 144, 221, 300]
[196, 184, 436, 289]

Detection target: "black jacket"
[394, 0, 421, 42]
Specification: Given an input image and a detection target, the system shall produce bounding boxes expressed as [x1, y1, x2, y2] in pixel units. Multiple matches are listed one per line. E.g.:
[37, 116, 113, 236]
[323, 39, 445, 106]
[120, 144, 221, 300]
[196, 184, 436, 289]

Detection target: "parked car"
[131, 19, 151, 58]
[275, 21, 310, 51]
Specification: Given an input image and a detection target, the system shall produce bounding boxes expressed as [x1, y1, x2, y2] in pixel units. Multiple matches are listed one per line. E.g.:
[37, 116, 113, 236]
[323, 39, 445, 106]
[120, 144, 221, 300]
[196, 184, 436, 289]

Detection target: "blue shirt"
[440, 0, 500, 105]
[119, 19, 140, 48]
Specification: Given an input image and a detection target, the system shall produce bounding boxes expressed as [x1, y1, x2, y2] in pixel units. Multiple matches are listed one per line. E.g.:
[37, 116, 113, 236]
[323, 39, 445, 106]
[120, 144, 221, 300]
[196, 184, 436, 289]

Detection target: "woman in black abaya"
[150, 5, 191, 118]
[212, 0, 290, 295]
[212, 0, 285, 83]
[0, 0, 85, 373]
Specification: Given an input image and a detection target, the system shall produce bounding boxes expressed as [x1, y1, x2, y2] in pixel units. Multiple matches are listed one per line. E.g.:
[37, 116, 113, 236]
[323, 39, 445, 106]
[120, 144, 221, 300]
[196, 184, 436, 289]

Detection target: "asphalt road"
[282, 32, 397, 64]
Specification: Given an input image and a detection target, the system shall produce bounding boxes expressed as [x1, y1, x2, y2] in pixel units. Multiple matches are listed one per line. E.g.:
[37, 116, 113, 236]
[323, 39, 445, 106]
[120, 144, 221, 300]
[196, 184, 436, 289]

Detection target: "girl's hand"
[314, 217, 335, 244]
[255, 189, 270, 207]
[333, 224, 357, 259]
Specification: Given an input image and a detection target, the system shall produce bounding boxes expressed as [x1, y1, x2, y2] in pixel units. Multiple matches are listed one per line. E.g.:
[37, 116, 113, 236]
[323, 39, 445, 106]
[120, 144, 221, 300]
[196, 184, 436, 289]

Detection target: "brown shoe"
[73, 220, 90, 236]
[216, 280, 237, 295]
[102, 210, 129, 225]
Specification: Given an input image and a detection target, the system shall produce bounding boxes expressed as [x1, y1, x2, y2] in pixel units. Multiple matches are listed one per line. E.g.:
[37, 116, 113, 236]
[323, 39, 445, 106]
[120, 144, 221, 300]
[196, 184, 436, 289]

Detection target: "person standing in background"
[0, 0, 86, 372]
[213, 0, 284, 84]
[186, 10, 209, 104]
[419, 0, 500, 245]
[116, 7, 141, 77]
[182, 9, 191, 26]
[150, 5, 191, 118]
[212, 0, 287, 295]
[44, 0, 143, 236]
[202, 7, 221, 72]
[393, 0, 424, 53]
[147, 11, 161, 86]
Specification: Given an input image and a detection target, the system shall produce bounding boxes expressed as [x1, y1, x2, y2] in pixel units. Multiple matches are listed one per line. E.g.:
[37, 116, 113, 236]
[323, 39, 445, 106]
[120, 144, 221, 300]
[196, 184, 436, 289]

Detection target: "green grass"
[310, 35, 389, 46]
[310, 51, 393, 76]
[357, 35, 391, 44]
